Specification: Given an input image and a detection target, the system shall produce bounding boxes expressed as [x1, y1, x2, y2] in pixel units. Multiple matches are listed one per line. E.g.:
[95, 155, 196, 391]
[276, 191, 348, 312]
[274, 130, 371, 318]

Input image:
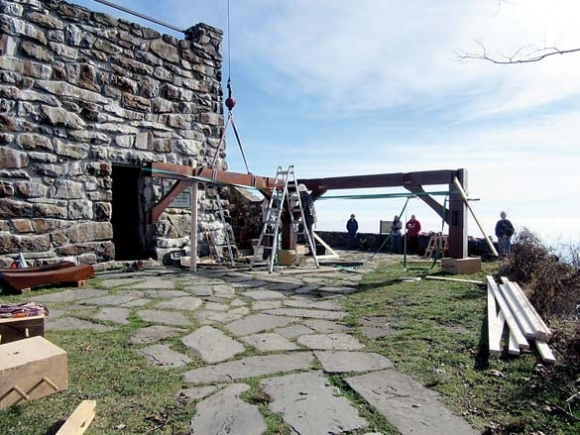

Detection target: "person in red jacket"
[405, 215, 422, 254]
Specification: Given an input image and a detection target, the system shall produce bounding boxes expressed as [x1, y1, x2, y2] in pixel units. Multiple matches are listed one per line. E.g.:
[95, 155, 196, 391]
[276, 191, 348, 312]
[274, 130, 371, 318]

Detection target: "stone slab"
[80, 293, 141, 306]
[99, 278, 145, 288]
[252, 300, 282, 310]
[316, 285, 358, 294]
[29, 288, 108, 302]
[206, 307, 250, 323]
[241, 333, 300, 352]
[93, 307, 130, 325]
[275, 324, 315, 339]
[181, 326, 245, 363]
[204, 302, 229, 311]
[212, 284, 236, 298]
[243, 289, 287, 300]
[120, 298, 152, 307]
[225, 313, 296, 336]
[177, 385, 224, 402]
[315, 351, 394, 373]
[129, 325, 188, 344]
[139, 344, 192, 369]
[230, 298, 246, 307]
[46, 317, 113, 332]
[345, 370, 479, 435]
[184, 352, 314, 385]
[184, 285, 212, 296]
[144, 289, 189, 298]
[231, 280, 269, 288]
[297, 333, 365, 351]
[190, 384, 266, 435]
[131, 278, 175, 289]
[154, 296, 203, 311]
[263, 308, 345, 321]
[261, 371, 368, 435]
[137, 310, 192, 326]
[283, 299, 341, 311]
[304, 319, 349, 334]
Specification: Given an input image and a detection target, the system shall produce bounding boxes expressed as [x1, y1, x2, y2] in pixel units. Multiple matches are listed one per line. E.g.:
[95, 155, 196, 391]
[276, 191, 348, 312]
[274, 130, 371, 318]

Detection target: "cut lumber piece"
[499, 283, 536, 339]
[56, 400, 96, 435]
[534, 339, 556, 364]
[508, 279, 553, 342]
[426, 275, 485, 285]
[486, 276, 529, 350]
[487, 278, 504, 356]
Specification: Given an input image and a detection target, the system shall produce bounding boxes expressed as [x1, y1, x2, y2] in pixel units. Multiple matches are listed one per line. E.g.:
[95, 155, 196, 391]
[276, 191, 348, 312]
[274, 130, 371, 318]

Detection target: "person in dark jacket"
[390, 215, 403, 254]
[495, 211, 515, 257]
[298, 184, 316, 239]
[346, 214, 358, 249]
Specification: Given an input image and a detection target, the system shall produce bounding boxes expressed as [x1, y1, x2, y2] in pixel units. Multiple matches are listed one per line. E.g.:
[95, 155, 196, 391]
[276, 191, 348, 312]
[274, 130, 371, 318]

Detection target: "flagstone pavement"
[31, 251, 479, 435]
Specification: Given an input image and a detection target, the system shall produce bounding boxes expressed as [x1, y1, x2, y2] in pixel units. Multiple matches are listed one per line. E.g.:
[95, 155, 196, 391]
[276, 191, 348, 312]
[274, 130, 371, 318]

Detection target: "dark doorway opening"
[111, 165, 146, 261]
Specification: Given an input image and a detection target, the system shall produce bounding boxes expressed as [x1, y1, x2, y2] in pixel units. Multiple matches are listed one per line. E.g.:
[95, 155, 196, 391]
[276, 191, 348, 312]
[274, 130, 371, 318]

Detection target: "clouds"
[70, 0, 580, 242]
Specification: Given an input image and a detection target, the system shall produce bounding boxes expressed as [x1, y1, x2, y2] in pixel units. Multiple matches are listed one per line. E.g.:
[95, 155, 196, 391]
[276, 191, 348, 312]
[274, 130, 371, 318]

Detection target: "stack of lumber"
[486, 275, 555, 363]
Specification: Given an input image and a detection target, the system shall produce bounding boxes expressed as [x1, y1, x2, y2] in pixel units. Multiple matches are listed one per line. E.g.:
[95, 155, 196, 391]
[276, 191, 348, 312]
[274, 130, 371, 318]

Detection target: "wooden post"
[190, 182, 198, 273]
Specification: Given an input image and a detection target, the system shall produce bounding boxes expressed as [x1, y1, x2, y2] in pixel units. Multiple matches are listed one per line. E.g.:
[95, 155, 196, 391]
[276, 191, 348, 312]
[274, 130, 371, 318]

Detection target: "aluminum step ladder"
[250, 165, 319, 273]
[211, 189, 235, 267]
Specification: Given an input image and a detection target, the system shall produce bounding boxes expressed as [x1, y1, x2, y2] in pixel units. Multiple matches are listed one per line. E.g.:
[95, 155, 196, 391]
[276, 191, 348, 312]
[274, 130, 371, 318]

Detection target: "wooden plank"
[487, 277, 504, 356]
[312, 232, 339, 259]
[190, 182, 198, 273]
[425, 275, 485, 285]
[149, 179, 192, 223]
[453, 177, 499, 257]
[488, 278, 529, 350]
[507, 279, 553, 341]
[508, 328, 521, 355]
[499, 283, 536, 339]
[534, 339, 556, 364]
[56, 400, 96, 435]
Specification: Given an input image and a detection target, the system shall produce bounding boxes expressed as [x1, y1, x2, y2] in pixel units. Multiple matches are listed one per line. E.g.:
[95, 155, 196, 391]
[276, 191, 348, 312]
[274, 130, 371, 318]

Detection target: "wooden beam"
[534, 339, 556, 364]
[453, 177, 498, 257]
[487, 277, 504, 356]
[312, 232, 339, 259]
[503, 279, 553, 341]
[149, 179, 192, 223]
[425, 275, 485, 285]
[488, 277, 529, 350]
[499, 283, 536, 339]
[190, 182, 198, 273]
[56, 400, 96, 435]
[147, 163, 279, 190]
[404, 185, 449, 224]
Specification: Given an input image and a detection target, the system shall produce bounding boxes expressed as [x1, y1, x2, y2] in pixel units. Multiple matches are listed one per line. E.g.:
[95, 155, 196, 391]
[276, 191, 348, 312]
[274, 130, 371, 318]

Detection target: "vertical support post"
[190, 182, 198, 272]
[448, 169, 468, 258]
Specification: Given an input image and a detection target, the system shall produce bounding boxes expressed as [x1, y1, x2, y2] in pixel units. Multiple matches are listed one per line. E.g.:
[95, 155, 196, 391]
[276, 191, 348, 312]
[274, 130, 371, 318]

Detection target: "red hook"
[225, 80, 236, 110]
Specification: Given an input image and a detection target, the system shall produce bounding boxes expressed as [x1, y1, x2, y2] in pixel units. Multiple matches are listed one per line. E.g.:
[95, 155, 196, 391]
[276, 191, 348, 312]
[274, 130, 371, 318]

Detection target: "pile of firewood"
[486, 276, 555, 363]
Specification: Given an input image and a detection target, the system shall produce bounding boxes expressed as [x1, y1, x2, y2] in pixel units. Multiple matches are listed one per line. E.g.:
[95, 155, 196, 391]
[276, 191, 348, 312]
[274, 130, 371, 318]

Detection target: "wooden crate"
[0, 336, 68, 409]
[0, 315, 45, 345]
[441, 257, 482, 275]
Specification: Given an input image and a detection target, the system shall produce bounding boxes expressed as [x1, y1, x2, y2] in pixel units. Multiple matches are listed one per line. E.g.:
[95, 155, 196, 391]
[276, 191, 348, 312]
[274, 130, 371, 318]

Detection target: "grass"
[340, 261, 580, 434]
[2, 259, 579, 434]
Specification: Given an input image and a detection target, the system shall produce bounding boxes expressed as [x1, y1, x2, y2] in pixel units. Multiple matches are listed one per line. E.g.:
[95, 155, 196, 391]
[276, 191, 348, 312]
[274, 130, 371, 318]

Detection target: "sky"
[72, 0, 580, 246]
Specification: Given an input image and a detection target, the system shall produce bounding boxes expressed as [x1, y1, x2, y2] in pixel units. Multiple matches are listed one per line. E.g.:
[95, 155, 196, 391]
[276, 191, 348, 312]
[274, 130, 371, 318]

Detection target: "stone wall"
[0, 0, 227, 266]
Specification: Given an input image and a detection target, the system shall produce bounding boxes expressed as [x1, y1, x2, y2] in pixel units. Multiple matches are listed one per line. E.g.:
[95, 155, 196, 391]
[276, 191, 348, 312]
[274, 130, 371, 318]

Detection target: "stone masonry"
[0, 0, 228, 266]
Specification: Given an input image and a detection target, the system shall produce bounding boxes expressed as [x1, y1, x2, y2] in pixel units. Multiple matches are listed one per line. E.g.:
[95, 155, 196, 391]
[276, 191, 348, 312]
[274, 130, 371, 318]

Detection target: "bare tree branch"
[458, 41, 580, 65]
